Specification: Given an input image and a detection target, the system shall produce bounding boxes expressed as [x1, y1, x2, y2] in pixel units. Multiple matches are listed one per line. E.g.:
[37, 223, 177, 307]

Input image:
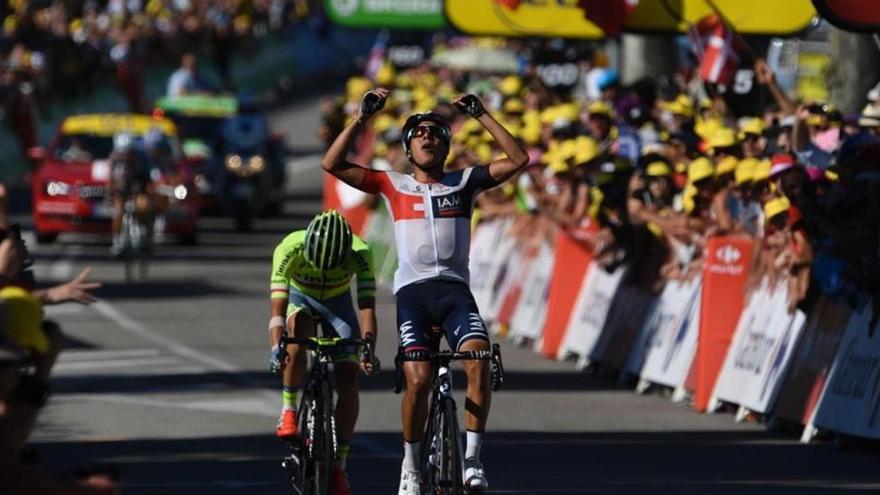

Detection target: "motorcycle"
[218, 111, 284, 231]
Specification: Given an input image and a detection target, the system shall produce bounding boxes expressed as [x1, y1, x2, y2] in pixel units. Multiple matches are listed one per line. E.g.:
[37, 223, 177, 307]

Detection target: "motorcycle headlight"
[45, 181, 71, 197]
[225, 154, 242, 172]
[248, 155, 265, 173]
[174, 185, 188, 200]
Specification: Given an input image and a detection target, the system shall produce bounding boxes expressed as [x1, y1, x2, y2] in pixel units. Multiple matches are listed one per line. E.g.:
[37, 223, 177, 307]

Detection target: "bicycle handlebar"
[393, 343, 505, 393]
[275, 335, 379, 373]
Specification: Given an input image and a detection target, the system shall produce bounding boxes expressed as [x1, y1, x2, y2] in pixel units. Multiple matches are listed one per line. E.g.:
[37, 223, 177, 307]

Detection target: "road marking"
[54, 356, 180, 372]
[76, 394, 276, 417]
[59, 348, 161, 362]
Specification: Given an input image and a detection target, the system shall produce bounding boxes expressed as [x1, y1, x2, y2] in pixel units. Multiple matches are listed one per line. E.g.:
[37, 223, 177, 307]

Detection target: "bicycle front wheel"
[441, 399, 464, 494]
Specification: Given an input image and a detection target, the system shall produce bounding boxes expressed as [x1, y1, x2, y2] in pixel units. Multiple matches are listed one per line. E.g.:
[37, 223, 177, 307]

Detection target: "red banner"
[322, 175, 371, 235]
[540, 228, 594, 359]
[692, 236, 754, 411]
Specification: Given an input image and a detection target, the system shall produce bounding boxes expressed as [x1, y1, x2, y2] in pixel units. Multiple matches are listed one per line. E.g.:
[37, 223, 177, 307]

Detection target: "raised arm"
[452, 94, 528, 183]
[320, 88, 390, 189]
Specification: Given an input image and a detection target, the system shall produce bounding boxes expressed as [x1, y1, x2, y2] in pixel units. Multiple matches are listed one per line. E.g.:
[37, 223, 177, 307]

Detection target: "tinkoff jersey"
[270, 230, 375, 302]
[359, 166, 498, 293]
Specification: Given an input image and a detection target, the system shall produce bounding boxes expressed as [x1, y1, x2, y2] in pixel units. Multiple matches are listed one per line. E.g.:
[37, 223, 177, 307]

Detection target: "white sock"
[402, 440, 421, 471]
[466, 430, 483, 460]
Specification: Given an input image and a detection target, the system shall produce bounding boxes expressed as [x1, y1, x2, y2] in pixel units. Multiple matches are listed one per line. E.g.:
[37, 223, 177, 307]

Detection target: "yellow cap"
[825, 169, 839, 182]
[499, 75, 523, 97]
[1, 286, 48, 354]
[764, 196, 791, 222]
[645, 161, 672, 177]
[663, 95, 694, 117]
[682, 184, 697, 214]
[806, 114, 823, 126]
[695, 117, 724, 140]
[735, 158, 758, 185]
[346, 76, 372, 101]
[587, 101, 613, 119]
[573, 136, 599, 164]
[375, 62, 396, 87]
[699, 98, 712, 110]
[476, 144, 492, 164]
[752, 158, 772, 182]
[708, 128, 737, 149]
[373, 113, 395, 134]
[738, 117, 764, 139]
[688, 157, 715, 183]
[521, 124, 542, 145]
[715, 156, 738, 176]
[503, 98, 525, 114]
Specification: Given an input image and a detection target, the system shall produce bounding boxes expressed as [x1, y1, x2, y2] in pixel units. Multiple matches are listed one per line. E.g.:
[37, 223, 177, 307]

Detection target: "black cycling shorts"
[396, 279, 490, 352]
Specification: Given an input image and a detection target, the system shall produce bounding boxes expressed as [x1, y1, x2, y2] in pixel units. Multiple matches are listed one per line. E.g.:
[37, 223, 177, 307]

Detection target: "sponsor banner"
[490, 245, 532, 326]
[812, 0, 880, 32]
[323, 175, 371, 236]
[625, 0, 816, 35]
[540, 229, 594, 359]
[692, 236, 754, 411]
[774, 296, 852, 426]
[627, 279, 700, 378]
[361, 203, 397, 288]
[591, 284, 656, 371]
[638, 280, 703, 388]
[557, 261, 625, 361]
[469, 219, 512, 314]
[710, 279, 807, 414]
[445, 0, 605, 39]
[324, 0, 445, 29]
[812, 303, 880, 440]
[510, 243, 555, 341]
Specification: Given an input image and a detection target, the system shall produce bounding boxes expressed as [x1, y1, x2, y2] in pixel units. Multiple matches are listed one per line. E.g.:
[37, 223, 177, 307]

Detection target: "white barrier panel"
[557, 262, 625, 362]
[812, 303, 880, 440]
[488, 241, 530, 324]
[509, 243, 555, 342]
[625, 279, 700, 376]
[469, 219, 512, 315]
[591, 284, 656, 371]
[710, 279, 807, 414]
[638, 280, 702, 389]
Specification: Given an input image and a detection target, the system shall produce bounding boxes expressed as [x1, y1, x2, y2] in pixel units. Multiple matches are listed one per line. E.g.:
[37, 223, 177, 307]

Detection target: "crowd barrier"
[326, 181, 879, 446]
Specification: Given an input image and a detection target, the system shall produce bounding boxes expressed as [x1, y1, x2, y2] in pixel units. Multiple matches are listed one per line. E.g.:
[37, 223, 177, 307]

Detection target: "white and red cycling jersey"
[359, 166, 498, 293]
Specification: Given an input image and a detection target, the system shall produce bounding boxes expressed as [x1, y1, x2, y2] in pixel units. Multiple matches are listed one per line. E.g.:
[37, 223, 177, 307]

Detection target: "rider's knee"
[405, 365, 432, 394]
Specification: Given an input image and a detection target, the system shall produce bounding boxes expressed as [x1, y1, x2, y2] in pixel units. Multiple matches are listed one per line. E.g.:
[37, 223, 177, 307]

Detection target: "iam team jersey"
[359, 166, 499, 293]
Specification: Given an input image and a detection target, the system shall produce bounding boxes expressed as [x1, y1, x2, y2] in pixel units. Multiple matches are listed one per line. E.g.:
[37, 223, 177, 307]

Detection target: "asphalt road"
[15, 96, 880, 494]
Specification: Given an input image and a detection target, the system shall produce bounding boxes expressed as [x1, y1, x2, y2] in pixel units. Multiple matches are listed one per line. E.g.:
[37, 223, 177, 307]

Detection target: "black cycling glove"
[454, 94, 486, 118]
[361, 91, 386, 117]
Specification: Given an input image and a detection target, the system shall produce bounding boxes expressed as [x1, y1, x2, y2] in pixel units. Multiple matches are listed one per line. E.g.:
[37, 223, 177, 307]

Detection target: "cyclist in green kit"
[267, 210, 379, 495]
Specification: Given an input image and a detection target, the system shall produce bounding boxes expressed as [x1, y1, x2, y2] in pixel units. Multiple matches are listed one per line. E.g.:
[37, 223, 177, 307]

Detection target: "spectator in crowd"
[166, 51, 207, 98]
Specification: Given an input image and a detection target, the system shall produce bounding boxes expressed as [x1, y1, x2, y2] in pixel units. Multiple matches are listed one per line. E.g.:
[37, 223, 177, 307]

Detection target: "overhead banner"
[812, 303, 880, 440]
[710, 280, 807, 414]
[445, 0, 605, 39]
[626, 0, 816, 35]
[774, 296, 852, 427]
[812, 0, 880, 32]
[324, 0, 446, 29]
[637, 280, 703, 389]
[445, 0, 816, 39]
[557, 261, 625, 363]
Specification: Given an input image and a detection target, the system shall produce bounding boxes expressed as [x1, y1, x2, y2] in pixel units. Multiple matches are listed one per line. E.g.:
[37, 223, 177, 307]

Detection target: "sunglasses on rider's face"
[412, 124, 447, 141]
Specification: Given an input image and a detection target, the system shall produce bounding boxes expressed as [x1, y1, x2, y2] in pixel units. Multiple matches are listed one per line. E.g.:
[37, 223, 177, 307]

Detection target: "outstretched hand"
[48, 268, 102, 305]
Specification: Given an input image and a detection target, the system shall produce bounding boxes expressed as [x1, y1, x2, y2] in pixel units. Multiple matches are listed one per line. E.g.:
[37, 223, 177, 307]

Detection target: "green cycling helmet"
[304, 210, 353, 270]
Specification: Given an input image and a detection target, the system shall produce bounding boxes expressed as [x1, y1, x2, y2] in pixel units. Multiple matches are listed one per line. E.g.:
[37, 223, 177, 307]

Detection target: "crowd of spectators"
[322, 36, 880, 324]
[1, 0, 311, 156]
[0, 184, 114, 492]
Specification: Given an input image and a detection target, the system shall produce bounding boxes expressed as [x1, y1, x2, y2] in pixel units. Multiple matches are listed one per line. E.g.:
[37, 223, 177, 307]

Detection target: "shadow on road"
[92, 279, 252, 301]
[30, 430, 880, 495]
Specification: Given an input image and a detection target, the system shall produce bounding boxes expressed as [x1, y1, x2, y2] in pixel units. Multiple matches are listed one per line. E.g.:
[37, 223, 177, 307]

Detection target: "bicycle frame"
[279, 334, 368, 495]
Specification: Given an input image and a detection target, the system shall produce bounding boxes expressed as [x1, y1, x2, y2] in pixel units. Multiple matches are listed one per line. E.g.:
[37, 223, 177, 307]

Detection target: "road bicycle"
[119, 198, 153, 282]
[277, 335, 375, 495]
[395, 343, 505, 494]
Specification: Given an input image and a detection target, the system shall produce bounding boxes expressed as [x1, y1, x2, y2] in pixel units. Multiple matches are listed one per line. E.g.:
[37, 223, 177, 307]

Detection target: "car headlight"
[248, 155, 265, 173]
[45, 181, 71, 197]
[225, 154, 242, 172]
[174, 185, 188, 200]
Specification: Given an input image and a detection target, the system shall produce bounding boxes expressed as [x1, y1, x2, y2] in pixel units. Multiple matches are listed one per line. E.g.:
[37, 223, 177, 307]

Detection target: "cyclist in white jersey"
[321, 87, 528, 494]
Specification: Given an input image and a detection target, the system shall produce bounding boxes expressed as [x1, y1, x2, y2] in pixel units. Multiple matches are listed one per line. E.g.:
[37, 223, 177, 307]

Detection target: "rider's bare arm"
[321, 88, 391, 189]
[478, 112, 528, 183]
